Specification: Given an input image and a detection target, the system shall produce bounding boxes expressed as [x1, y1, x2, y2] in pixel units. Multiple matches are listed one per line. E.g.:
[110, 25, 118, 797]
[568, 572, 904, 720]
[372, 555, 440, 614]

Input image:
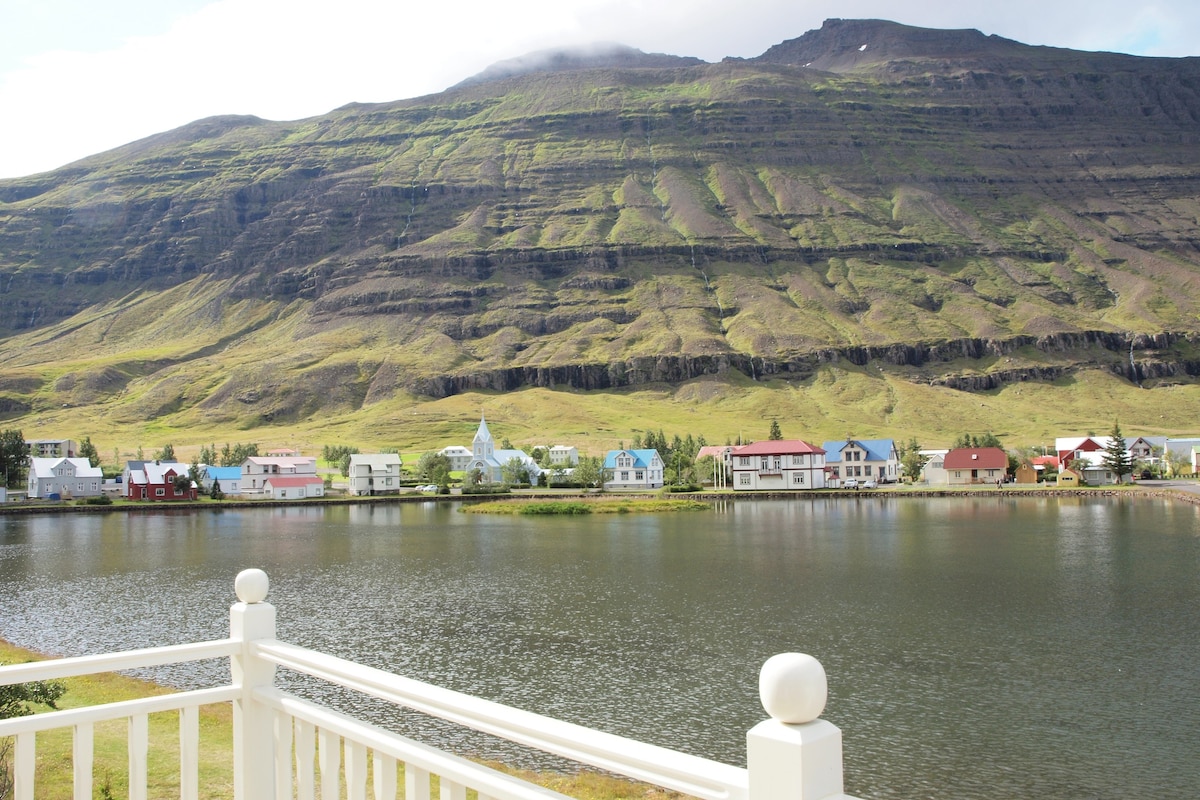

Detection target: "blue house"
[202, 465, 243, 496]
[821, 439, 900, 484]
[603, 449, 664, 490]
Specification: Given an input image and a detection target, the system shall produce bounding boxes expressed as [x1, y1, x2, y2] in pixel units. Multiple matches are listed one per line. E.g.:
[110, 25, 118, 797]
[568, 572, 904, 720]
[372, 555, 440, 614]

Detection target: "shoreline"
[2, 483, 1197, 515]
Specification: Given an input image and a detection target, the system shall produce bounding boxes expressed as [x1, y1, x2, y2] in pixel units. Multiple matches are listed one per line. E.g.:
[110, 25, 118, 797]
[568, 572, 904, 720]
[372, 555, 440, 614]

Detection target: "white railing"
[0, 569, 859, 800]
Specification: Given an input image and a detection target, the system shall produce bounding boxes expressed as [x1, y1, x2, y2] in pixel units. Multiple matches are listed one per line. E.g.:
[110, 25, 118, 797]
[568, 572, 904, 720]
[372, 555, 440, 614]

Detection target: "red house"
[125, 460, 199, 501]
[943, 447, 1008, 485]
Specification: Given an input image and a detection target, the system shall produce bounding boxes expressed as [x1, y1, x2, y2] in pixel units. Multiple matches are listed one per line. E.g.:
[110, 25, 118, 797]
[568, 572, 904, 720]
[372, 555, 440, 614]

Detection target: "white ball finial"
[235, 569, 270, 604]
[759, 652, 828, 723]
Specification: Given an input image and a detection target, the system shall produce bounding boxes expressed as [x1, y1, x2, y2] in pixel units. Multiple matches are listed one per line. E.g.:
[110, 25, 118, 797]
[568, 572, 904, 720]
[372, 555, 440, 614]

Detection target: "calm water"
[1, 497, 1198, 799]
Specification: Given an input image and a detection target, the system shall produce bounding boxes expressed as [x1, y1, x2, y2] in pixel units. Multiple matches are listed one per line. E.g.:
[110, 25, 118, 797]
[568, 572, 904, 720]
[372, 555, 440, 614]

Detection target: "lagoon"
[1, 496, 1197, 799]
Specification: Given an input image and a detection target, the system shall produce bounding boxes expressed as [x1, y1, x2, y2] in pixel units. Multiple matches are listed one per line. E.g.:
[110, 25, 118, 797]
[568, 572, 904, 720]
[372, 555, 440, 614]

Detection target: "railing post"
[230, 568, 277, 800]
[746, 653, 850, 800]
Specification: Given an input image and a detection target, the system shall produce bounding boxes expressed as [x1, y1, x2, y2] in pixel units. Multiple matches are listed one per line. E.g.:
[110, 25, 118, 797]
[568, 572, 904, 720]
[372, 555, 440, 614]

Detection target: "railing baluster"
[346, 739, 368, 800]
[441, 777, 467, 800]
[319, 727, 341, 799]
[129, 713, 149, 800]
[295, 718, 316, 800]
[180, 706, 199, 800]
[74, 721, 94, 799]
[373, 750, 397, 800]
[274, 709, 294, 800]
[14, 731, 34, 800]
[406, 764, 431, 800]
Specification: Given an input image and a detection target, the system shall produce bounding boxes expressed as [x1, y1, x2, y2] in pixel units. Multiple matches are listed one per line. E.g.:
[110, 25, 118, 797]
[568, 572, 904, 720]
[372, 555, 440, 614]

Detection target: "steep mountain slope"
[2, 19, 1200, 431]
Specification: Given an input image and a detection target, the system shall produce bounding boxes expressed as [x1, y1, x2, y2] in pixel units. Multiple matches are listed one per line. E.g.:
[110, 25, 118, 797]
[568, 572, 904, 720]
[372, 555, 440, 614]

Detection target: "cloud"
[1, 0, 1197, 179]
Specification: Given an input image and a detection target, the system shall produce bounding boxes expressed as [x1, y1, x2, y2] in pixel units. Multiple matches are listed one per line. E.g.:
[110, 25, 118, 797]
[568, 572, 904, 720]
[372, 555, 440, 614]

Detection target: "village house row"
[11, 420, 1200, 502]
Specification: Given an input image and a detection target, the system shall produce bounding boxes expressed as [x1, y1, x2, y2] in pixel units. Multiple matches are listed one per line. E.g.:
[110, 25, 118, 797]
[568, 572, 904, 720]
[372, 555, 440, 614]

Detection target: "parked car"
[862, 479, 878, 489]
[415, 484, 438, 492]
[843, 478, 859, 489]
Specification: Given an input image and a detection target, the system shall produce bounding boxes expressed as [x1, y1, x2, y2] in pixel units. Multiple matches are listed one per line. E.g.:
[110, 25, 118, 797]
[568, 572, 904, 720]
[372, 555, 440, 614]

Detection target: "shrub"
[82, 495, 113, 505]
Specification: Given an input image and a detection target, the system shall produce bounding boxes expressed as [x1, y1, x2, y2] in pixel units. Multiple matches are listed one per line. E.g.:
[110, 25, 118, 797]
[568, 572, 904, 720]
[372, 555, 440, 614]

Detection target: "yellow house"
[1057, 466, 1082, 486]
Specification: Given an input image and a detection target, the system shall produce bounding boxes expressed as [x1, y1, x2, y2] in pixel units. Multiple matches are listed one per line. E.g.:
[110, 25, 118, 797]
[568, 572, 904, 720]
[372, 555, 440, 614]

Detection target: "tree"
[416, 452, 451, 484]
[321, 444, 359, 470]
[77, 436, 101, 469]
[1101, 421, 1134, 483]
[1, 677, 66, 798]
[222, 443, 259, 467]
[501, 457, 530, 486]
[155, 443, 176, 462]
[768, 419, 783, 440]
[0, 429, 29, 489]
[900, 437, 925, 483]
[572, 456, 605, 490]
[1163, 447, 1188, 478]
[210, 479, 225, 500]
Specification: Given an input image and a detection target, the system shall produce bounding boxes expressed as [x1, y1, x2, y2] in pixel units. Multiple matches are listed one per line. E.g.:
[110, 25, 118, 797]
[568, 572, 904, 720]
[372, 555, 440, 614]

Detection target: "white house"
[603, 449, 664, 490]
[547, 445, 579, 466]
[919, 450, 949, 484]
[465, 416, 542, 484]
[26, 439, 78, 458]
[439, 446, 473, 472]
[821, 439, 899, 484]
[27, 457, 104, 499]
[347, 453, 404, 496]
[262, 475, 325, 499]
[242, 455, 318, 494]
[730, 440, 827, 491]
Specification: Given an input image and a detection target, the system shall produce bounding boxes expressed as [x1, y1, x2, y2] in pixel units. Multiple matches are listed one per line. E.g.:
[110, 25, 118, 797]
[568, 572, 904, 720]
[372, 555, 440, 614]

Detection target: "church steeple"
[473, 415, 494, 460]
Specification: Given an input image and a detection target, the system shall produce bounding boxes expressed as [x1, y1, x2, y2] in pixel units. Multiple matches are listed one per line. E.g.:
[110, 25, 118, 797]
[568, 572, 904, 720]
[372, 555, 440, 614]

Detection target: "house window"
[773, 456, 782, 470]
[792, 455, 803, 466]
[739, 474, 751, 486]
[620, 471, 629, 481]
[793, 473, 805, 485]
[740, 457, 750, 466]
[760, 457, 769, 470]
[635, 471, 644, 481]
[831, 467, 840, 477]
[155, 488, 165, 497]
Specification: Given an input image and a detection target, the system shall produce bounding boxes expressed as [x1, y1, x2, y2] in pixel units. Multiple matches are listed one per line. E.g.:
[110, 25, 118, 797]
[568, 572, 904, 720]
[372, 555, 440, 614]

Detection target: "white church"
[466, 416, 543, 484]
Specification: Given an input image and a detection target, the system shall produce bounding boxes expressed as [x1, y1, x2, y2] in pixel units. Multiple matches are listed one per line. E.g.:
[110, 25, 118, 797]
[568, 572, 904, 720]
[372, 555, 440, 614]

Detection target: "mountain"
[2, 19, 1200, 442]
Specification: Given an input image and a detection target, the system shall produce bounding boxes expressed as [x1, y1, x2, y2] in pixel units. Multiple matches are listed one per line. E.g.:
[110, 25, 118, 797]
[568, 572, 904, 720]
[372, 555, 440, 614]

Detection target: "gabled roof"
[821, 439, 895, 463]
[263, 475, 325, 487]
[128, 461, 191, 485]
[245, 456, 317, 467]
[603, 449, 662, 468]
[349, 453, 403, 470]
[473, 415, 491, 444]
[695, 445, 733, 460]
[733, 440, 825, 457]
[28, 457, 102, 479]
[943, 448, 1007, 469]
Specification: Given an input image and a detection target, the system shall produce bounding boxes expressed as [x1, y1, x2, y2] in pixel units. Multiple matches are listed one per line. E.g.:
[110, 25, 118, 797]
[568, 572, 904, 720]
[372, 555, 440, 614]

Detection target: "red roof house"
[730, 440, 827, 491]
[943, 447, 1008, 485]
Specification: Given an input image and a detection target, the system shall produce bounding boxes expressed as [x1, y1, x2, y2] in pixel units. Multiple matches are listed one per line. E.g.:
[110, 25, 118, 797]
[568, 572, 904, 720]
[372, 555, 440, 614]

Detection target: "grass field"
[7, 365, 1199, 470]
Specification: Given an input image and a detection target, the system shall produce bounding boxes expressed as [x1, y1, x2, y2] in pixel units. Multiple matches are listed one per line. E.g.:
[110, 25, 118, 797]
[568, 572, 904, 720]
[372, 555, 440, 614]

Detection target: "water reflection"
[1, 497, 1197, 799]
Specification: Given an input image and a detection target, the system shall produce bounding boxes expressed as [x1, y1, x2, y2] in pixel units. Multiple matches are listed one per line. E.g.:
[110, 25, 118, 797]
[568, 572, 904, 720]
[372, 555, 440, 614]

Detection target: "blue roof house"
[202, 466, 243, 496]
[821, 439, 900, 484]
[603, 449, 664, 490]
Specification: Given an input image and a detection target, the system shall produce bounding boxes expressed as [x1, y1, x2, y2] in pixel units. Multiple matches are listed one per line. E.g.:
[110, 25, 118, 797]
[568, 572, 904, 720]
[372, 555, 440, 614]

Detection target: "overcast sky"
[1, 0, 1197, 179]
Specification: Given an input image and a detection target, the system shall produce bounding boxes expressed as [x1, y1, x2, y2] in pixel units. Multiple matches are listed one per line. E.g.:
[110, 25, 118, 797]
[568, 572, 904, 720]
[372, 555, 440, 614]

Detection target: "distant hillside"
[2, 19, 1200, 438]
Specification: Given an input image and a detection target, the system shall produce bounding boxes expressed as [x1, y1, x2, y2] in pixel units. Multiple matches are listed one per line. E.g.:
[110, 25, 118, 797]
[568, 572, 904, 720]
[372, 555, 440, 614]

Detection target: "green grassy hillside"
[2, 20, 1200, 451]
